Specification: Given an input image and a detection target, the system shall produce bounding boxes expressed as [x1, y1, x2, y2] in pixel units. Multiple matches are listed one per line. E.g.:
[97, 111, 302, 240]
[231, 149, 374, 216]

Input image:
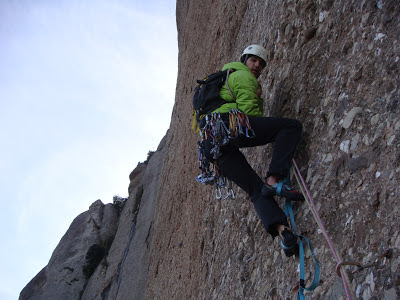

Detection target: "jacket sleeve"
[229, 70, 264, 117]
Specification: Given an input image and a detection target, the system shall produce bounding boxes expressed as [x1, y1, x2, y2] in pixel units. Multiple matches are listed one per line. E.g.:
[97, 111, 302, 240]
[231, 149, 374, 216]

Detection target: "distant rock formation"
[21, 1, 400, 299]
[20, 134, 167, 299]
[20, 200, 119, 299]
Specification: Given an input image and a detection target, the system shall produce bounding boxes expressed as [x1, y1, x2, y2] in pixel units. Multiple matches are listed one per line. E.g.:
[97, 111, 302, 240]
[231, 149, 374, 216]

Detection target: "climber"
[200, 44, 304, 256]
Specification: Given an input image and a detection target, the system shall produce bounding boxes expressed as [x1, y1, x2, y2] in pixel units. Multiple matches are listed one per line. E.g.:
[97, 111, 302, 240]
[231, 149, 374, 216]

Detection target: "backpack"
[192, 69, 236, 123]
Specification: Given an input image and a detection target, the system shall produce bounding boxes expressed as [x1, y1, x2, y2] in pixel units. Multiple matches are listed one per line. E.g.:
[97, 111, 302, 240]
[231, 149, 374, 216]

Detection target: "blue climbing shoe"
[281, 229, 299, 257]
[262, 182, 304, 201]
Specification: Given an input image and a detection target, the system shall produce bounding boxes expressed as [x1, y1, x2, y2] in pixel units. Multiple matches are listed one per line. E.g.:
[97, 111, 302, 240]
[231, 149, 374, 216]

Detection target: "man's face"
[245, 56, 265, 78]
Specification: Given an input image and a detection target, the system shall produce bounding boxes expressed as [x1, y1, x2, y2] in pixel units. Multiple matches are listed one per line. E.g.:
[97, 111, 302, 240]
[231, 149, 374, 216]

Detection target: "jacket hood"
[222, 61, 250, 72]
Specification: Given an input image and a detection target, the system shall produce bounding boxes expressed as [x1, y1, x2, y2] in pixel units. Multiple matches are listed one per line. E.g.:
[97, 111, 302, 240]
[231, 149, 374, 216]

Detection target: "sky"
[0, 0, 178, 298]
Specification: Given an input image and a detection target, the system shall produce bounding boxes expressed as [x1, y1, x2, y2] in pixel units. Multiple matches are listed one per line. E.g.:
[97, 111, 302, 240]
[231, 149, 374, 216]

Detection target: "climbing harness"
[195, 110, 255, 199]
[279, 169, 320, 300]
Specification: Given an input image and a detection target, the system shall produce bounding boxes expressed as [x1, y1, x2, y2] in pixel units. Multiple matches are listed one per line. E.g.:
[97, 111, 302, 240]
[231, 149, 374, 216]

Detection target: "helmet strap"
[240, 54, 250, 64]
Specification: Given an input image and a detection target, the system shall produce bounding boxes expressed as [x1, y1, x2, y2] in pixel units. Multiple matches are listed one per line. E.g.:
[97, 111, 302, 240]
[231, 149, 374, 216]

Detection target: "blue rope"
[282, 169, 320, 299]
[276, 181, 284, 196]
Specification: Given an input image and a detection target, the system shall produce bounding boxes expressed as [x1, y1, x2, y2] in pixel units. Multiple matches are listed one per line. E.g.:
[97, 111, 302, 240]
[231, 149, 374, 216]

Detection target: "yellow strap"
[191, 112, 196, 130]
[191, 112, 199, 133]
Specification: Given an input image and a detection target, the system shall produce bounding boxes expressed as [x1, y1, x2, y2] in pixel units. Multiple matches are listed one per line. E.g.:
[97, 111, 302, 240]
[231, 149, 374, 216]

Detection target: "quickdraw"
[336, 249, 392, 278]
[196, 140, 215, 185]
[215, 175, 236, 200]
[228, 109, 255, 138]
[195, 153, 235, 200]
[195, 110, 254, 199]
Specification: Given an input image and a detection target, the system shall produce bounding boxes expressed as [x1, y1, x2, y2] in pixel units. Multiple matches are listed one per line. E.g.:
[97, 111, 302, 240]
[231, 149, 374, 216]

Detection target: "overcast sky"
[0, 1, 178, 298]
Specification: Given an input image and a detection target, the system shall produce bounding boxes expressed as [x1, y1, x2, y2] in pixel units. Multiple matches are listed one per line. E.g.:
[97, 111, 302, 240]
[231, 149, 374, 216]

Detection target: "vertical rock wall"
[20, 1, 400, 299]
[147, 0, 400, 299]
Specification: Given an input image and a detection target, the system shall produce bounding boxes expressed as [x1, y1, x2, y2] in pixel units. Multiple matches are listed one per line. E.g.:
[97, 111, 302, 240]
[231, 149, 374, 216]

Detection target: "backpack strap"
[226, 69, 236, 101]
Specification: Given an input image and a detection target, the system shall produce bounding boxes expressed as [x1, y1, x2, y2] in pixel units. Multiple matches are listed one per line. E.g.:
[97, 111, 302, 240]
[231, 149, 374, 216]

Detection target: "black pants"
[202, 114, 302, 237]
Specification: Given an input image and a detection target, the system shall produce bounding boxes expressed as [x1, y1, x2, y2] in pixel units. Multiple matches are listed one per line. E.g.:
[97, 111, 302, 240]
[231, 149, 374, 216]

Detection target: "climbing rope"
[291, 159, 354, 300]
[287, 159, 391, 299]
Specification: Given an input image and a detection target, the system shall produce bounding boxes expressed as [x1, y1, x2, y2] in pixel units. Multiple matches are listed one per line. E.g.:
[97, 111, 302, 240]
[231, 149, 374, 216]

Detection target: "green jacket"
[212, 61, 264, 117]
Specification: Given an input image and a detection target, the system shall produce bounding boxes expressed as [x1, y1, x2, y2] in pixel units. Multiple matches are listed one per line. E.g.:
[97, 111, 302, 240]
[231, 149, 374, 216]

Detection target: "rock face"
[20, 200, 119, 299]
[21, 1, 400, 299]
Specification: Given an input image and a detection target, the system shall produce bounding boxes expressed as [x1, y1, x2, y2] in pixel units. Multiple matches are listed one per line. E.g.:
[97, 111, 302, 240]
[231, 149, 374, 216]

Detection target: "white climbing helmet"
[240, 44, 268, 65]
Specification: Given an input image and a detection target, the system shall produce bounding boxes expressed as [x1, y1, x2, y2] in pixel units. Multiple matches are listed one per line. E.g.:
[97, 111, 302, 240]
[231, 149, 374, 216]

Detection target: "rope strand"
[291, 159, 354, 300]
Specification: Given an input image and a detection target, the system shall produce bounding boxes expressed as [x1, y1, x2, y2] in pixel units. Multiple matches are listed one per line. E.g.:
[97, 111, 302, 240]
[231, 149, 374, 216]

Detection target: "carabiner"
[229, 188, 236, 199]
[245, 127, 256, 138]
[222, 186, 231, 199]
[215, 186, 222, 199]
